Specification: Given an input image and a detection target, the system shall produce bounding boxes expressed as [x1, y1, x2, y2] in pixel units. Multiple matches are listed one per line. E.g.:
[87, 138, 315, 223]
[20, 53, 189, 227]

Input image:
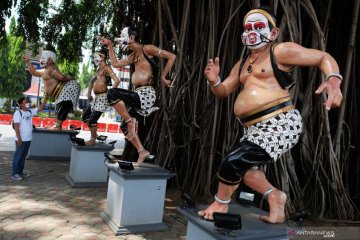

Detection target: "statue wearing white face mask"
[242, 12, 272, 49]
[22, 50, 80, 130]
[201, 7, 343, 225]
[92, 53, 103, 66]
[116, 27, 131, 51]
[82, 49, 120, 145]
[98, 26, 176, 166]
[40, 50, 57, 67]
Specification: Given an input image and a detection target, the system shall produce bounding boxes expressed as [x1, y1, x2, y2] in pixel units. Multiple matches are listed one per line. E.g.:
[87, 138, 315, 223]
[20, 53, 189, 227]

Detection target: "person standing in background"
[11, 96, 44, 180]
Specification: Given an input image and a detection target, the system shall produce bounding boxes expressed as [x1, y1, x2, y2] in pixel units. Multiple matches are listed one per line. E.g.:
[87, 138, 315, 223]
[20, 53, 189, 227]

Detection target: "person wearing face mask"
[98, 26, 176, 166]
[198, 6, 343, 223]
[11, 97, 45, 180]
[82, 48, 120, 145]
[22, 51, 81, 131]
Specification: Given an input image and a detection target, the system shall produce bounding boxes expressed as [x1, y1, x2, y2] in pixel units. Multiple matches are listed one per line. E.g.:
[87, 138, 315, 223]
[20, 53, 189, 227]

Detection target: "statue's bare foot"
[85, 138, 96, 146]
[134, 149, 150, 167]
[261, 189, 287, 223]
[197, 201, 228, 221]
[125, 118, 136, 140]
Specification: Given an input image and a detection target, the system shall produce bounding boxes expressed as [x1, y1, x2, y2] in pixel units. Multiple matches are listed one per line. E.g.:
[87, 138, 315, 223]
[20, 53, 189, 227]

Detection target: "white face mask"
[40, 51, 56, 67]
[40, 55, 48, 67]
[25, 103, 30, 108]
[118, 27, 130, 51]
[92, 53, 102, 66]
[242, 13, 272, 49]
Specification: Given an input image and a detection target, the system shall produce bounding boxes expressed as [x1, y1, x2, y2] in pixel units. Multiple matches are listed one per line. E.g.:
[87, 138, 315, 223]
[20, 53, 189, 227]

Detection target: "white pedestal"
[28, 128, 78, 160]
[65, 143, 114, 187]
[177, 205, 288, 240]
[100, 161, 174, 235]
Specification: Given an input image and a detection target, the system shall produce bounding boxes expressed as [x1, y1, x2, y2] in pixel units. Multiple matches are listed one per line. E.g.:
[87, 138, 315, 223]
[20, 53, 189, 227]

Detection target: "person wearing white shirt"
[11, 97, 44, 180]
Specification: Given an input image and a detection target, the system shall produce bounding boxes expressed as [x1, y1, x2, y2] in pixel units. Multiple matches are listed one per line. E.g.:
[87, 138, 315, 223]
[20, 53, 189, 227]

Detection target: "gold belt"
[237, 97, 295, 127]
[50, 81, 66, 100]
[135, 86, 153, 91]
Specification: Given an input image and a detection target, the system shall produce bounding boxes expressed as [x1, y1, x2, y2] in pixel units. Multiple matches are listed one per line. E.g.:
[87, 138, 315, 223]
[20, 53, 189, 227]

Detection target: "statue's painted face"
[242, 13, 271, 49]
[92, 53, 103, 66]
[118, 27, 130, 51]
[40, 50, 56, 67]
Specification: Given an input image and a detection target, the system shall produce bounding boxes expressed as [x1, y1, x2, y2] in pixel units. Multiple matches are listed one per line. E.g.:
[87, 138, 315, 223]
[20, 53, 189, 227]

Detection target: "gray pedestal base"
[178, 205, 288, 240]
[28, 128, 78, 160]
[66, 143, 114, 187]
[99, 211, 168, 235]
[100, 162, 174, 235]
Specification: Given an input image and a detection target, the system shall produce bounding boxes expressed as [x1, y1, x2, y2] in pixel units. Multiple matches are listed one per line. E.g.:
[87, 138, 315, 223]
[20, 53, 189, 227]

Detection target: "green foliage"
[0, 0, 14, 36]
[77, 60, 95, 90]
[7, 0, 158, 79]
[16, 0, 49, 45]
[2, 99, 12, 113]
[0, 34, 27, 99]
[73, 109, 83, 119]
[9, 16, 16, 35]
[57, 58, 79, 77]
[42, 0, 113, 64]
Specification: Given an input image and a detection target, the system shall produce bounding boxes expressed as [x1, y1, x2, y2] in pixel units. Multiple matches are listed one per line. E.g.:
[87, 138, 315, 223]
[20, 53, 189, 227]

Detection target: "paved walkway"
[0, 125, 187, 240]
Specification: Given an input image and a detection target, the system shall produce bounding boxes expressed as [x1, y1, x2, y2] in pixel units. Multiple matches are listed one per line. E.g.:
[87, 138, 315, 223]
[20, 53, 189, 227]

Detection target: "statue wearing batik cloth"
[198, 6, 343, 223]
[99, 26, 176, 166]
[82, 48, 120, 145]
[22, 50, 80, 130]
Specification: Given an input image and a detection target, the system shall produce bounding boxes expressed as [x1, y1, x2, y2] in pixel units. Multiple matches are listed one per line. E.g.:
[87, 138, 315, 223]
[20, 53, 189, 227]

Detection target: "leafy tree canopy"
[0, 30, 27, 99]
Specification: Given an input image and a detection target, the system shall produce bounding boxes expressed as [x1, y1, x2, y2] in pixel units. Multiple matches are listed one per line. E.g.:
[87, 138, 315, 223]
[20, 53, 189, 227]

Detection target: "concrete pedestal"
[28, 128, 78, 160]
[177, 204, 288, 240]
[100, 161, 174, 235]
[65, 142, 114, 187]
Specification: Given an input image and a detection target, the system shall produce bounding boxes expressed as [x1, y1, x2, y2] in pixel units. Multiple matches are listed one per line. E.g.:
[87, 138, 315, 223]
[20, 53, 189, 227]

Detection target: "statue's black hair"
[127, 26, 140, 42]
[96, 47, 108, 60]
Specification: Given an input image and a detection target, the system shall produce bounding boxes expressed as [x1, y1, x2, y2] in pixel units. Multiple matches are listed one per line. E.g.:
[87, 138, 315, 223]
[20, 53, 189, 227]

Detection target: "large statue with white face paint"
[22, 50, 80, 130]
[199, 6, 343, 224]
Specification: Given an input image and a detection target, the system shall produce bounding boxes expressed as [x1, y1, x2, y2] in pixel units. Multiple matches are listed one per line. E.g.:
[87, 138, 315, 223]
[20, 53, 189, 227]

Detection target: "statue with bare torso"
[198, 7, 343, 223]
[82, 48, 120, 145]
[22, 51, 80, 130]
[99, 26, 176, 166]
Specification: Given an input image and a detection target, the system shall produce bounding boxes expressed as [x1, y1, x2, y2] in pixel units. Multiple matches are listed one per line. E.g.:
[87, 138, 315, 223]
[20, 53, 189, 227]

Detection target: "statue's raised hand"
[204, 57, 220, 85]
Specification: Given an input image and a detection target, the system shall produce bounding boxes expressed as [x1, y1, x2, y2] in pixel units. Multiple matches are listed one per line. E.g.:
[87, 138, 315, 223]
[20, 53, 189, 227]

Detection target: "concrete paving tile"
[1, 218, 15, 226]
[3, 222, 25, 231]
[36, 236, 57, 240]
[89, 225, 107, 234]
[0, 149, 187, 240]
[99, 230, 116, 236]
[26, 231, 41, 239]
[84, 217, 104, 226]
[0, 233, 17, 240]
[70, 227, 85, 235]
[77, 232, 100, 239]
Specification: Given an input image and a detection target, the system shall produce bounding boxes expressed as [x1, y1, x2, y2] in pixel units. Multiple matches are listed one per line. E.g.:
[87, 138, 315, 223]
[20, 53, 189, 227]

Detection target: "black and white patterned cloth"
[134, 86, 159, 117]
[91, 92, 109, 112]
[54, 79, 80, 111]
[241, 109, 303, 161]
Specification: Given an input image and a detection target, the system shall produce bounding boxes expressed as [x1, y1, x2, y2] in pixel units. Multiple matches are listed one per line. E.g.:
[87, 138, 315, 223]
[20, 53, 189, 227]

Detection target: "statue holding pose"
[82, 48, 120, 145]
[198, 7, 343, 223]
[22, 50, 80, 130]
[99, 26, 176, 166]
